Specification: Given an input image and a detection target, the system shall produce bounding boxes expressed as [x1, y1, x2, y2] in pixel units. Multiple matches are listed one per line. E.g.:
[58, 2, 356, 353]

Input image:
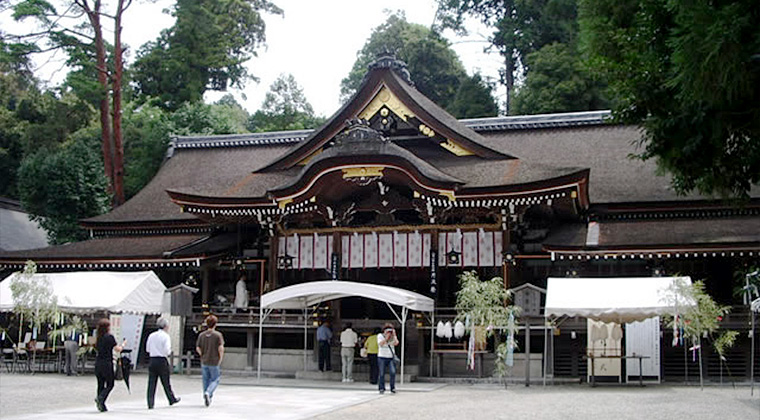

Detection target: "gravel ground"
[316, 383, 760, 420]
[1, 371, 759, 420]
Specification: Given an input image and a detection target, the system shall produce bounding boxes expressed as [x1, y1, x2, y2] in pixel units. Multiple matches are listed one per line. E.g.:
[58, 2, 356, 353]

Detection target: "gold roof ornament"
[359, 85, 416, 122]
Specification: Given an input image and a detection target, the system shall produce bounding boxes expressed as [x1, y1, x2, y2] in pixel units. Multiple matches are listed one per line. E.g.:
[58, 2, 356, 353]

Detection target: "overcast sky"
[4, 0, 505, 117]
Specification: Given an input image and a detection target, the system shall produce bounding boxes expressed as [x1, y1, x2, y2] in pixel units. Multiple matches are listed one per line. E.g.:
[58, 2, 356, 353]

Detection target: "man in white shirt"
[145, 318, 180, 409]
[339, 323, 358, 382]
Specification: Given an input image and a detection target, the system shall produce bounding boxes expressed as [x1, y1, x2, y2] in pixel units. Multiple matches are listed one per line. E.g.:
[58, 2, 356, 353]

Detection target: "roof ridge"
[171, 110, 613, 150]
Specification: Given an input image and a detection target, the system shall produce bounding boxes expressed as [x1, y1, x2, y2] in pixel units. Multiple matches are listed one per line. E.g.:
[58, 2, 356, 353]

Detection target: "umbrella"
[119, 349, 133, 393]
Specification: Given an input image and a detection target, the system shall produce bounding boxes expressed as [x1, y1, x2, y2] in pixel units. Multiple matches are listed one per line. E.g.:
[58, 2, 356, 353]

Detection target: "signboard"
[625, 316, 661, 381]
[429, 250, 438, 295]
[330, 252, 340, 281]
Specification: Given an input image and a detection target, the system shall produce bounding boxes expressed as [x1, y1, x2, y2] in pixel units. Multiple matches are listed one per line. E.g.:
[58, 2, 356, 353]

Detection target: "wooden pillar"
[268, 235, 278, 289]
[247, 328, 255, 371]
[200, 264, 210, 304]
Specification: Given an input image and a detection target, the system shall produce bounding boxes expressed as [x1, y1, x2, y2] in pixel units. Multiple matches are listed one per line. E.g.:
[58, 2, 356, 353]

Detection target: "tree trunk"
[84, 0, 114, 201]
[503, 54, 515, 115]
[111, 0, 129, 206]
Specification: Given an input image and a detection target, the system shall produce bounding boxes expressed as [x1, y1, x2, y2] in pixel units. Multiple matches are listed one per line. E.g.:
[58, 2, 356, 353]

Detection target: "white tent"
[543, 276, 692, 386]
[0, 271, 168, 314]
[257, 281, 435, 383]
[545, 276, 692, 323]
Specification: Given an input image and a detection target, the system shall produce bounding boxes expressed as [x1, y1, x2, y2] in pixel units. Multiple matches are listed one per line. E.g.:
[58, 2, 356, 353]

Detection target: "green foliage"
[662, 280, 729, 339]
[512, 42, 608, 115]
[170, 100, 250, 136]
[132, 0, 283, 111]
[340, 13, 495, 116]
[579, 0, 760, 198]
[713, 330, 738, 361]
[454, 271, 520, 334]
[248, 74, 325, 132]
[662, 279, 737, 357]
[437, 0, 581, 112]
[18, 132, 109, 244]
[448, 74, 499, 118]
[49, 315, 88, 343]
[9, 261, 58, 333]
[122, 103, 173, 199]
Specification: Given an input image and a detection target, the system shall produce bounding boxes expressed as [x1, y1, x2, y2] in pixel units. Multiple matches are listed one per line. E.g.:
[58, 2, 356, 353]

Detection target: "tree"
[132, 0, 283, 111]
[579, 0, 760, 198]
[8, 0, 137, 206]
[340, 13, 497, 116]
[436, 0, 580, 113]
[18, 131, 110, 244]
[662, 279, 737, 388]
[512, 42, 607, 115]
[448, 74, 499, 118]
[454, 271, 520, 381]
[248, 74, 324, 132]
[10, 261, 58, 343]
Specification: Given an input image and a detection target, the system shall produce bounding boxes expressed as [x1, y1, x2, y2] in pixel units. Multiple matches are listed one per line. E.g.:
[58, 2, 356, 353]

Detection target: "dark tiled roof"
[168, 112, 611, 152]
[172, 130, 312, 149]
[435, 158, 584, 188]
[84, 145, 293, 224]
[544, 217, 760, 250]
[0, 234, 211, 261]
[477, 125, 685, 203]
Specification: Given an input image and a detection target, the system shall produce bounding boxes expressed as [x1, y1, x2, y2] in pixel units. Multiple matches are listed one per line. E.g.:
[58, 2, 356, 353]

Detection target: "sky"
[3, 0, 506, 117]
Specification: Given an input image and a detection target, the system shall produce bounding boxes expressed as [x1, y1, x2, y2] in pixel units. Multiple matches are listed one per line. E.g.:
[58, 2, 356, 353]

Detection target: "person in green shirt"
[364, 328, 381, 384]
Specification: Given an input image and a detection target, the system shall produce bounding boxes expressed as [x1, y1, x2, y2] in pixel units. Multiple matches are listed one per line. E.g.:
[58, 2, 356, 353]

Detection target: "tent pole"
[401, 307, 407, 385]
[543, 316, 548, 387]
[303, 307, 308, 372]
[257, 306, 265, 381]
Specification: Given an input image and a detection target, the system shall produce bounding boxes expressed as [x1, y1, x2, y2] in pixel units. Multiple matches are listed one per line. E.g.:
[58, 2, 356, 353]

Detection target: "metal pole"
[525, 318, 531, 387]
[303, 307, 308, 372]
[543, 317, 548, 387]
[257, 305, 264, 381]
[401, 307, 407, 385]
[752, 311, 756, 396]
[430, 310, 435, 377]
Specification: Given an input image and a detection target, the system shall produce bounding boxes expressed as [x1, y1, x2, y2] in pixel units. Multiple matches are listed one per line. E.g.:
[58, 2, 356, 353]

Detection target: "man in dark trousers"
[196, 314, 225, 407]
[63, 329, 81, 376]
[145, 317, 180, 409]
[316, 320, 332, 371]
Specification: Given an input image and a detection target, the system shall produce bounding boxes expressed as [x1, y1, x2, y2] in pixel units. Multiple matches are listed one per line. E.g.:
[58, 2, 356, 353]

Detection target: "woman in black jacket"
[94, 318, 124, 412]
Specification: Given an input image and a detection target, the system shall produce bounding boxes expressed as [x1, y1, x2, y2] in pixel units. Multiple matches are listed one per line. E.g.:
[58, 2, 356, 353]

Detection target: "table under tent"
[256, 280, 434, 383]
[0, 271, 169, 370]
[543, 276, 692, 385]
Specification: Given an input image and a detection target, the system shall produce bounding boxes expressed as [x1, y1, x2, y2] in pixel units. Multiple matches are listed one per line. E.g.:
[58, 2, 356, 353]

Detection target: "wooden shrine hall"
[1, 55, 759, 381]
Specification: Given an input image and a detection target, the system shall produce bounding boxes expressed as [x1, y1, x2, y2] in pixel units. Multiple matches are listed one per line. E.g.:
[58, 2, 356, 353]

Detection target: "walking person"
[377, 323, 399, 394]
[94, 318, 125, 412]
[317, 320, 332, 371]
[364, 327, 381, 384]
[196, 314, 225, 407]
[64, 328, 82, 376]
[339, 322, 358, 382]
[146, 317, 180, 409]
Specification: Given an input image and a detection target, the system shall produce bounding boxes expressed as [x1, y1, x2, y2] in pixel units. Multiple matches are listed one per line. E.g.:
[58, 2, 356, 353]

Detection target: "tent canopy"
[260, 280, 434, 312]
[544, 276, 692, 323]
[0, 271, 167, 314]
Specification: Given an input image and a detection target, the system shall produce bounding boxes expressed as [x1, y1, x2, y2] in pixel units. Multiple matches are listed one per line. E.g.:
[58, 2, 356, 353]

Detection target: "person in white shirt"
[145, 318, 180, 409]
[377, 322, 399, 394]
[234, 274, 248, 312]
[339, 323, 358, 382]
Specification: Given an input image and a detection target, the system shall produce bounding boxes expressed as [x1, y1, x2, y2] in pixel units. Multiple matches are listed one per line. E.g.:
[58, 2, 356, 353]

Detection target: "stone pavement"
[0, 372, 437, 420]
[1, 372, 759, 420]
